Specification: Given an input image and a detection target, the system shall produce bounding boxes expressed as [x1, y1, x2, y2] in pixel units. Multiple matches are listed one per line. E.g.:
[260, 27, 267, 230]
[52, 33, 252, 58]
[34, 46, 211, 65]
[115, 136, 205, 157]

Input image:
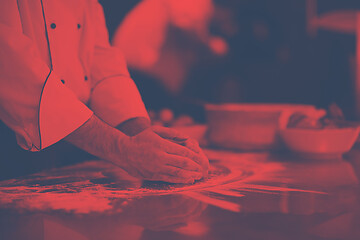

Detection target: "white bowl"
[205, 103, 319, 150]
[280, 127, 360, 159]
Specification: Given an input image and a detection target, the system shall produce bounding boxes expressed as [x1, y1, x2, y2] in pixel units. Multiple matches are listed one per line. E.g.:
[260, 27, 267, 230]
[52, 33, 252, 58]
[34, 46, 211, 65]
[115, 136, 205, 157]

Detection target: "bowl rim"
[280, 127, 360, 134]
[205, 103, 317, 113]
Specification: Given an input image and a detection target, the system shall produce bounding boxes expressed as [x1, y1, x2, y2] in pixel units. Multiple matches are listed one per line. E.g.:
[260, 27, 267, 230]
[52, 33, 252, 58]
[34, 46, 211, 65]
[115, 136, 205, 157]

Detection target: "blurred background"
[99, 0, 360, 121]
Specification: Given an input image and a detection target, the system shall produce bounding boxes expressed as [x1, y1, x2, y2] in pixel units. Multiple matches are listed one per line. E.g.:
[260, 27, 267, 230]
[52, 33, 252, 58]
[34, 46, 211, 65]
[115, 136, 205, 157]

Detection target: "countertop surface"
[1, 148, 360, 240]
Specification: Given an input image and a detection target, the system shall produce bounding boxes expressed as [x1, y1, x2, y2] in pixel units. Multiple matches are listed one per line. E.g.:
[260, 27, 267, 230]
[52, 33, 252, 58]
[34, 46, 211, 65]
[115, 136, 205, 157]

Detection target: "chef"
[0, 0, 209, 183]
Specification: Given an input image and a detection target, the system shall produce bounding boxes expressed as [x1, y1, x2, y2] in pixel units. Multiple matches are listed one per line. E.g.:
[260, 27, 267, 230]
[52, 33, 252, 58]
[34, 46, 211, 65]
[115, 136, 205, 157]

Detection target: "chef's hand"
[111, 127, 207, 183]
[117, 117, 209, 178]
[152, 126, 209, 177]
[66, 115, 208, 184]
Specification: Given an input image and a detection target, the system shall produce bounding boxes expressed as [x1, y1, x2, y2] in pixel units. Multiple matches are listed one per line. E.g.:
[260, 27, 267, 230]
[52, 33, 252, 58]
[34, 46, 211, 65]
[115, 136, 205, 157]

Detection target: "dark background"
[100, 0, 360, 120]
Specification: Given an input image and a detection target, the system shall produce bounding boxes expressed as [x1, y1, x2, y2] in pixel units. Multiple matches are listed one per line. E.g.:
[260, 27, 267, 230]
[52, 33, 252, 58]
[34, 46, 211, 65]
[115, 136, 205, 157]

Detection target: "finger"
[163, 166, 203, 183]
[152, 126, 189, 141]
[198, 149, 210, 173]
[166, 137, 209, 174]
[149, 175, 193, 184]
[165, 154, 202, 172]
[102, 168, 135, 181]
[183, 138, 201, 154]
[151, 167, 203, 183]
[152, 133, 208, 173]
[163, 139, 202, 164]
[179, 139, 209, 172]
[164, 166, 203, 181]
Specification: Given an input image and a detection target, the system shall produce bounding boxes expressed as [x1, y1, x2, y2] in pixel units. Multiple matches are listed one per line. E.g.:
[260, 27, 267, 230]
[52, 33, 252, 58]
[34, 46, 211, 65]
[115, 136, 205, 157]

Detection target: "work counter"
[1, 147, 360, 240]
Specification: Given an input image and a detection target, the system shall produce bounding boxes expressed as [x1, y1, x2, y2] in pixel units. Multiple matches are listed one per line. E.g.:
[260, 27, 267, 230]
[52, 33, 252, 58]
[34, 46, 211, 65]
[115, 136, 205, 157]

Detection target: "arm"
[88, 2, 149, 129]
[65, 114, 206, 183]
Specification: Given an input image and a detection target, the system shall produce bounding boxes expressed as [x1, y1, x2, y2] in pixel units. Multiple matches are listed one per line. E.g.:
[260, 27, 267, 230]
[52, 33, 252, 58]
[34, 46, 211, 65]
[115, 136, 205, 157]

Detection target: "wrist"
[116, 117, 151, 136]
[105, 132, 129, 166]
[65, 115, 130, 162]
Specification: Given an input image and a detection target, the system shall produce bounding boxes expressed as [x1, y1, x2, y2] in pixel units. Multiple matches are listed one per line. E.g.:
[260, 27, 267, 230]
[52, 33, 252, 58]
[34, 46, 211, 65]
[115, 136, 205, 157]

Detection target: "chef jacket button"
[50, 23, 56, 29]
[61, 79, 65, 84]
[84, 76, 88, 81]
[77, 24, 81, 29]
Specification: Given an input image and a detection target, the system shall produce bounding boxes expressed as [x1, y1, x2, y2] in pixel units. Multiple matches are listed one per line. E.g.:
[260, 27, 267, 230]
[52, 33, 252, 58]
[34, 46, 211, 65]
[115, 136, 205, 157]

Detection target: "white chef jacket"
[0, 0, 149, 151]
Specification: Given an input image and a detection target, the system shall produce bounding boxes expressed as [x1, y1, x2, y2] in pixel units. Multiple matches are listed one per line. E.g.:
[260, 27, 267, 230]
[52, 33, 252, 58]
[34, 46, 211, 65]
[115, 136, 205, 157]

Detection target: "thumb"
[152, 126, 189, 141]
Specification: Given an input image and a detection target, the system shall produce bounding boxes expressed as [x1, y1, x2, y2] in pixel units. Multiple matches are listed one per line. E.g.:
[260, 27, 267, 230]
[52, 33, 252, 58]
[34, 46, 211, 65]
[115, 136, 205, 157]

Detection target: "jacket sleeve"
[88, 1, 149, 127]
[0, 1, 93, 151]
